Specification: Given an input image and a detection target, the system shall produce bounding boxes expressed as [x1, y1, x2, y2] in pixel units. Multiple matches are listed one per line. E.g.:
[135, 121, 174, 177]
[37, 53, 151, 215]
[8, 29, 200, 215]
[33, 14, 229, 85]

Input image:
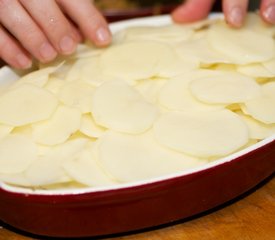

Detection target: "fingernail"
[263, 4, 275, 24]
[16, 53, 32, 69]
[60, 35, 76, 54]
[96, 27, 111, 44]
[39, 42, 57, 61]
[228, 7, 244, 27]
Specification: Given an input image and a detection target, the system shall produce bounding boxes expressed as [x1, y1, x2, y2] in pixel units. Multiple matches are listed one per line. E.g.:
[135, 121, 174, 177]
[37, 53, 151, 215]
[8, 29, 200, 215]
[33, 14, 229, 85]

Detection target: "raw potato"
[158, 71, 225, 112]
[120, 25, 193, 44]
[58, 81, 95, 113]
[99, 41, 177, 81]
[0, 124, 13, 140]
[153, 110, 249, 157]
[32, 106, 81, 145]
[63, 144, 116, 187]
[24, 155, 71, 186]
[13, 65, 60, 88]
[91, 81, 158, 134]
[97, 131, 206, 182]
[237, 63, 275, 78]
[189, 71, 261, 104]
[0, 84, 58, 126]
[80, 114, 106, 138]
[207, 21, 275, 64]
[0, 134, 37, 174]
[244, 82, 275, 124]
[0, 14, 274, 190]
[237, 112, 275, 139]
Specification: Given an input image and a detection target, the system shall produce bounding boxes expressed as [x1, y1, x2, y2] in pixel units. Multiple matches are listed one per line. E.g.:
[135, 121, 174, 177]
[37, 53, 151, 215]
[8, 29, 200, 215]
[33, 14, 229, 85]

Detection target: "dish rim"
[0, 14, 274, 196]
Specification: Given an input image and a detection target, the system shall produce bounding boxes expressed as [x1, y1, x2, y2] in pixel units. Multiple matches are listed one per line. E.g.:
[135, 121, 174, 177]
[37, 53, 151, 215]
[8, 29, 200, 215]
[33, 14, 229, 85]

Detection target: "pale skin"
[0, 0, 274, 69]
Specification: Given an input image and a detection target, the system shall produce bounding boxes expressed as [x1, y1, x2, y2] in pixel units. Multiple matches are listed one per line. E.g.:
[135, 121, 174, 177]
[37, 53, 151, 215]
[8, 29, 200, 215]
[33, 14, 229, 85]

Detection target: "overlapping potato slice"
[91, 80, 158, 133]
[244, 82, 275, 124]
[24, 155, 71, 186]
[58, 81, 94, 113]
[32, 105, 81, 145]
[158, 70, 225, 112]
[237, 63, 275, 78]
[0, 84, 58, 126]
[45, 77, 66, 94]
[80, 114, 106, 138]
[119, 24, 193, 43]
[189, 71, 261, 104]
[237, 112, 275, 139]
[153, 110, 249, 157]
[207, 20, 274, 64]
[0, 124, 13, 140]
[13, 65, 61, 88]
[97, 131, 206, 182]
[0, 134, 37, 174]
[99, 41, 177, 81]
[63, 143, 116, 187]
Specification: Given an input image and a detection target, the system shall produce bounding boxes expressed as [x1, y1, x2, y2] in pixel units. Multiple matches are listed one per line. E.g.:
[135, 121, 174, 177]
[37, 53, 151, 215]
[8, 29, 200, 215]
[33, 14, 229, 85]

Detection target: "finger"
[20, 0, 77, 55]
[222, 0, 249, 28]
[0, 26, 32, 69]
[57, 0, 111, 46]
[0, 0, 57, 63]
[260, 0, 275, 24]
[172, 0, 215, 23]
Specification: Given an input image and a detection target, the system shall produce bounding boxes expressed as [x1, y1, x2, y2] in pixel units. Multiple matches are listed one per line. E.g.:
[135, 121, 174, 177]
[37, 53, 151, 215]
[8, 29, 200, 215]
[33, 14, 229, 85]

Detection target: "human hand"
[172, 0, 275, 27]
[0, 0, 111, 69]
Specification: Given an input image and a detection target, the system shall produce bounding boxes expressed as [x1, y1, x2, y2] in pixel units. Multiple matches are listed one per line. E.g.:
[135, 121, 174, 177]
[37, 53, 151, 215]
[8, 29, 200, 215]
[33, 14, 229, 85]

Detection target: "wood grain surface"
[0, 174, 274, 240]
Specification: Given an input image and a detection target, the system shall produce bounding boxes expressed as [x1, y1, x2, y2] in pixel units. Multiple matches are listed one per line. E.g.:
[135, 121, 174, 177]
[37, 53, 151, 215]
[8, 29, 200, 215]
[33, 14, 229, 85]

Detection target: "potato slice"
[0, 84, 58, 126]
[97, 131, 206, 182]
[13, 65, 59, 88]
[79, 114, 106, 138]
[175, 38, 231, 65]
[0, 172, 31, 187]
[158, 71, 225, 112]
[58, 81, 95, 113]
[135, 78, 168, 104]
[91, 81, 158, 134]
[32, 106, 81, 145]
[24, 155, 72, 186]
[63, 144, 116, 187]
[237, 112, 275, 140]
[121, 25, 193, 44]
[262, 58, 275, 75]
[45, 77, 66, 94]
[189, 71, 261, 104]
[99, 41, 177, 82]
[0, 134, 37, 174]
[244, 82, 275, 124]
[237, 63, 275, 78]
[207, 21, 274, 64]
[153, 110, 249, 157]
[0, 124, 13, 140]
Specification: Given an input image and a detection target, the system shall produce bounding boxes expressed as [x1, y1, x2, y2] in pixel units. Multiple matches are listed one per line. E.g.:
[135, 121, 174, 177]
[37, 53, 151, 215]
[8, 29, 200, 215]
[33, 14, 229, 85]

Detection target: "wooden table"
[1, 175, 274, 240]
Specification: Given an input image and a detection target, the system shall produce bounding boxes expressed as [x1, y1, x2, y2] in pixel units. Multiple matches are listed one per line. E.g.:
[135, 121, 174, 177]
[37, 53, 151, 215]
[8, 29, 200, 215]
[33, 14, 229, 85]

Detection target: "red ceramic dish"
[0, 15, 274, 238]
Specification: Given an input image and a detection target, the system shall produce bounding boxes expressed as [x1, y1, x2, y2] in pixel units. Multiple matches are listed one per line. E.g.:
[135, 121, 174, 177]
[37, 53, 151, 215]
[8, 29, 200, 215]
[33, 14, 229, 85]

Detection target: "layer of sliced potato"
[0, 14, 274, 190]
